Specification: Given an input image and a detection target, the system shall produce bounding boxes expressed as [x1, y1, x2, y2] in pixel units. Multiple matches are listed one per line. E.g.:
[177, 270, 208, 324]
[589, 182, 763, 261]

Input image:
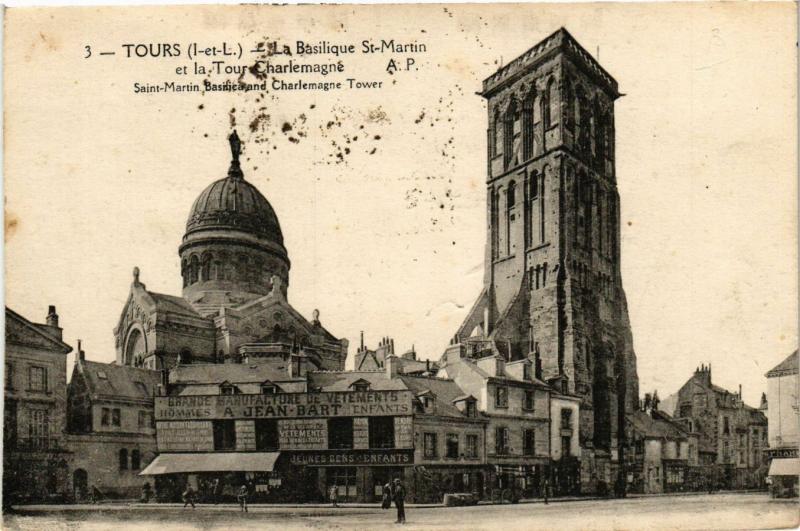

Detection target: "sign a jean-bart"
[155, 390, 414, 420]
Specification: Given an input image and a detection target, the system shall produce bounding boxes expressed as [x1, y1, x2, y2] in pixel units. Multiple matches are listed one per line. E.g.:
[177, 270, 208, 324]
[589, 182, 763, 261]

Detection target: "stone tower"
[455, 28, 640, 489]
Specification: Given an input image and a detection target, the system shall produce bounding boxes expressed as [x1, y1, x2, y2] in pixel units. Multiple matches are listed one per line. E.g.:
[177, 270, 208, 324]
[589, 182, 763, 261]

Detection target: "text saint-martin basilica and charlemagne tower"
[113, 131, 349, 373]
[446, 28, 640, 491]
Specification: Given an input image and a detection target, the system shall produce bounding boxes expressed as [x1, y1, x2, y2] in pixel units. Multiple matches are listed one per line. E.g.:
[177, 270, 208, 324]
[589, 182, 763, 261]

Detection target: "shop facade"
[143, 385, 417, 503]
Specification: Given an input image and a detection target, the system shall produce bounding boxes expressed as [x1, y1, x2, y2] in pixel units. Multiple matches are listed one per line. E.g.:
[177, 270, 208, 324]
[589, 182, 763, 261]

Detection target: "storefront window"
[326, 467, 357, 499]
[213, 419, 237, 451]
[328, 418, 354, 449]
[256, 419, 279, 450]
[368, 416, 395, 448]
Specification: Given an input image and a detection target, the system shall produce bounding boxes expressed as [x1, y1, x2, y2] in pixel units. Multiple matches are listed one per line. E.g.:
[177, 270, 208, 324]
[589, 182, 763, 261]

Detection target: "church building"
[443, 28, 641, 493]
[112, 131, 348, 373]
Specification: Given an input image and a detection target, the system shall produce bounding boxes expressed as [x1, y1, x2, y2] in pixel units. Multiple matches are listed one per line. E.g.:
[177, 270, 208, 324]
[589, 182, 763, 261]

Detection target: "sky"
[4, 3, 797, 407]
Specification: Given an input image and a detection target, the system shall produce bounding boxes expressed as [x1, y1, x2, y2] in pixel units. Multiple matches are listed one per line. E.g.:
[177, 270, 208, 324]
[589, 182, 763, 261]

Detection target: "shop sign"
[766, 448, 799, 459]
[279, 419, 327, 450]
[288, 449, 414, 467]
[155, 390, 413, 420]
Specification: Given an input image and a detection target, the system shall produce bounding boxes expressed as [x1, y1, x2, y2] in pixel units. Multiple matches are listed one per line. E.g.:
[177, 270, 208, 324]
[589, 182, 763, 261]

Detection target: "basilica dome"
[179, 131, 290, 311]
[185, 171, 284, 246]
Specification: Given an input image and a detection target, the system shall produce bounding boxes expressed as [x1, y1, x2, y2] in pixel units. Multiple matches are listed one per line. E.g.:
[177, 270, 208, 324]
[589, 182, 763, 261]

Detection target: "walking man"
[182, 485, 196, 509]
[212, 478, 223, 505]
[393, 478, 406, 524]
[543, 478, 550, 505]
[330, 482, 339, 507]
[237, 484, 249, 512]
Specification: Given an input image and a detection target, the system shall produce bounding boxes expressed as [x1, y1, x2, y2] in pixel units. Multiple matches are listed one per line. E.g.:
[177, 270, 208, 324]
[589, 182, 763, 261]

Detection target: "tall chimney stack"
[76, 339, 85, 362]
[46, 305, 59, 327]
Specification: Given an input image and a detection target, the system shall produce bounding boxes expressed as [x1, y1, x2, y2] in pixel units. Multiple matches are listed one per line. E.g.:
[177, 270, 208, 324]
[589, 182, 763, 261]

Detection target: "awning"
[768, 458, 800, 477]
[140, 452, 280, 476]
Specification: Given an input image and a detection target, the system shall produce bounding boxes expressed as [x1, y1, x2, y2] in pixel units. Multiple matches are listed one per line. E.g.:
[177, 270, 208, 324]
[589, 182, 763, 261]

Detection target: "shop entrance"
[326, 467, 358, 502]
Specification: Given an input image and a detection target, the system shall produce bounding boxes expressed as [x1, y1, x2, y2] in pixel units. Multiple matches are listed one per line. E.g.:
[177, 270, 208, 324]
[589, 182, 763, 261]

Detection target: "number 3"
[84, 45, 91, 59]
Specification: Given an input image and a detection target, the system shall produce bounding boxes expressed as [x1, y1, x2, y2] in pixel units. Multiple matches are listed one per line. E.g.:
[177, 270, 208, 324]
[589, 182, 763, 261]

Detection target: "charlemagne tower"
[453, 28, 640, 488]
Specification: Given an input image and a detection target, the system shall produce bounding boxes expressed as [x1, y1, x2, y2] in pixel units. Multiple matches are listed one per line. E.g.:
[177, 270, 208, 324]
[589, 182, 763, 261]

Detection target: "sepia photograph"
[2, 3, 798, 530]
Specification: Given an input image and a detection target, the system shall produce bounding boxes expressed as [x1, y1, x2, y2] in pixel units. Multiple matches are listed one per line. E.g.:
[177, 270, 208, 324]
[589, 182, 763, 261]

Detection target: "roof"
[627, 410, 687, 440]
[148, 291, 205, 319]
[141, 452, 280, 475]
[766, 351, 798, 378]
[308, 371, 407, 392]
[170, 363, 301, 385]
[399, 375, 473, 419]
[5, 307, 73, 354]
[186, 155, 285, 249]
[79, 360, 161, 400]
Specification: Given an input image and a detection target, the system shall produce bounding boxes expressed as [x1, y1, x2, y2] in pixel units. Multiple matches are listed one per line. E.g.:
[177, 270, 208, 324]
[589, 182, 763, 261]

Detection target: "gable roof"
[5, 307, 73, 354]
[78, 359, 161, 401]
[766, 350, 798, 378]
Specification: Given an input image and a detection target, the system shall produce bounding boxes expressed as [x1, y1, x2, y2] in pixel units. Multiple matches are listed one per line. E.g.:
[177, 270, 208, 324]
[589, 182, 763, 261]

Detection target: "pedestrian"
[543, 478, 550, 505]
[393, 478, 406, 524]
[212, 478, 223, 505]
[140, 482, 152, 503]
[330, 482, 339, 507]
[381, 481, 393, 510]
[182, 485, 196, 509]
[237, 484, 249, 512]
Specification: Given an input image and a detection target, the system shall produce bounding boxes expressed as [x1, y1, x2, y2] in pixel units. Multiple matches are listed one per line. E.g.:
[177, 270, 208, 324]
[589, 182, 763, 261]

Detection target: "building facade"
[66, 351, 161, 499]
[3, 306, 73, 504]
[451, 28, 639, 493]
[440, 340, 581, 498]
[671, 365, 768, 490]
[765, 350, 798, 497]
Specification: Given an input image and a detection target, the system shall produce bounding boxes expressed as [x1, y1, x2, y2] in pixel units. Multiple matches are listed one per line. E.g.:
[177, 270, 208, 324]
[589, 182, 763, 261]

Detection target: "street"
[4, 493, 798, 531]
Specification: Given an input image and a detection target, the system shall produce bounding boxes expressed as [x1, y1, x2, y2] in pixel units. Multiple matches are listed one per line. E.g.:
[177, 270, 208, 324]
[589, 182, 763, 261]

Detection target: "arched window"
[131, 449, 140, 470]
[503, 100, 517, 167]
[181, 259, 189, 288]
[493, 112, 503, 157]
[544, 78, 558, 129]
[491, 188, 500, 260]
[564, 76, 574, 132]
[535, 170, 546, 244]
[189, 255, 199, 284]
[119, 448, 128, 471]
[541, 83, 551, 129]
[200, 253, 212, 282]
[522, 92, 534, 160]
[506, 182, 516, 256]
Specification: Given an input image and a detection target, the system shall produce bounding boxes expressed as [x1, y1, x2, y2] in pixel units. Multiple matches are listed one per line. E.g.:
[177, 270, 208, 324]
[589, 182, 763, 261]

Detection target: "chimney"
[76, 339, 85, 363]
[739, 384, 742, 399]
[46, 305, 59, 327]
[360, 331, 364, 351]
[386, 355, 399, 379]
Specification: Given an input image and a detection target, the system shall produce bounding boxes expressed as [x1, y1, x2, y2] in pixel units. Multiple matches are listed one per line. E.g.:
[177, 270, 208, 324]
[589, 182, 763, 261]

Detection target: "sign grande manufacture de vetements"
[155, 390, 414, 420]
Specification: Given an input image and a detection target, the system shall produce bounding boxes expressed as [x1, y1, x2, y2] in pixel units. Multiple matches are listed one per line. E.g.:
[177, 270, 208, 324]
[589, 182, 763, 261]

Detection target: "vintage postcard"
[2, 3, 798, 530]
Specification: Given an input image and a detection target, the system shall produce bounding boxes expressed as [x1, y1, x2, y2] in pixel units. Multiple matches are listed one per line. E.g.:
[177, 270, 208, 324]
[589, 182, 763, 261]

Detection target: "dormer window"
[220, 382, 240, 396]
[523, 364, 532, 381]
[349, 379, 372, 393]
[466, 401, 477, 418]
[261, 384, 277, 395]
